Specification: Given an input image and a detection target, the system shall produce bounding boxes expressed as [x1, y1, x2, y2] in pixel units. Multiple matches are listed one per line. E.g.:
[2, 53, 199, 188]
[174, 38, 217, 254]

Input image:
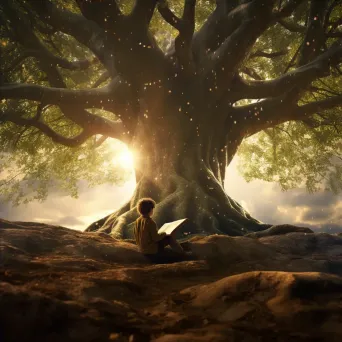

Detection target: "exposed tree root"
[86, 169, 270, 238]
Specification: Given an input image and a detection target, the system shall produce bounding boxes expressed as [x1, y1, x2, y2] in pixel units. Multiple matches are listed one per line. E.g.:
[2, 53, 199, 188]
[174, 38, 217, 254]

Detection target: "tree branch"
[241, 67, 263, 80]
[2, 0, 99, 74]
[232, 91, 342, 139]
[275, 0, 306, 18]
[192, 0, 303, 66]
[75, 0, 122, 31]
[277, 18, 306, 33]
[324, 1, 342, 31]
[25, 49, 97, 71]
[231, 92, 296, 137]
[26, 0, 167, 86]
[236, 39, 342, 100]
[250, 49, 288, 59]
[295, 94, 342, 117]
[0, 82, 117, 108]
[176, 0, 196, 70]
[130, 0, 158, 30]
[1, 108, 93, 147]
[26, 0, 114, 74]
[157, 1, 182, 31]
[8, 0, 141, 144]
[159, 0, 197, 72]
[94, 135, 109, 148]
[298, 0, 329, 66]
[92, 71, 111, 88]
[328, 31, 342, 38]
[328, 17, 342, 33]
[207, 0, 277, 90]
[192, 2, 248, 65]
[1, 77, 134, 142]
[1, 3, 136, 144]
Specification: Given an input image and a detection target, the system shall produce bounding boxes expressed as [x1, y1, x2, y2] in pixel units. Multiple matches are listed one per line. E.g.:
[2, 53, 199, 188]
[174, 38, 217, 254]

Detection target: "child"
[134, 198, 185, 261]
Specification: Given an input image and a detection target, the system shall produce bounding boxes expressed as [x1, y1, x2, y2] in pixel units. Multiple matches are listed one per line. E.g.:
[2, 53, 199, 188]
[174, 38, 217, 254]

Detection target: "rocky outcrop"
[1, 218, 342, 341]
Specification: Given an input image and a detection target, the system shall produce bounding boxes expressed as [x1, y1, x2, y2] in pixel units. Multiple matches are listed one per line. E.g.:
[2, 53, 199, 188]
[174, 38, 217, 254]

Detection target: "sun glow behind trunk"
[107, 140, 136, 170]
[114, 149, 135, 169]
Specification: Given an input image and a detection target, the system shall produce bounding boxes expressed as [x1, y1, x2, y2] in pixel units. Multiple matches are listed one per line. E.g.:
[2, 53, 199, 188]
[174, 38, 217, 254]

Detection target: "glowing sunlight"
[114, 149, 135, 169]
[106, 139, 137, 170]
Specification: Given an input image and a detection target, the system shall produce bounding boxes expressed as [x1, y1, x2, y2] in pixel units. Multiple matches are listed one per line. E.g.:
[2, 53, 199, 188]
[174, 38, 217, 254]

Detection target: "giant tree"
[0, 0, 341, 238]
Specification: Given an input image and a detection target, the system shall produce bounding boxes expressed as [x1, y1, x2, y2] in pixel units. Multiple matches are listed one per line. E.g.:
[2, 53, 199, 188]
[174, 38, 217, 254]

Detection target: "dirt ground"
[1, 219, 342, 341]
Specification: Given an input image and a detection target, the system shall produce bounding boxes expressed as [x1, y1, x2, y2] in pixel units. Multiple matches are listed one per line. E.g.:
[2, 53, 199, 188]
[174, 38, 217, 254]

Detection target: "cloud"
[225, 158, 342, 233]
[281, 191, 339, 208]
[296, 222, 342, 234]
[1, 179, 136, 231]
[300, 207, 335, 222]
[318, 223, 342, 234]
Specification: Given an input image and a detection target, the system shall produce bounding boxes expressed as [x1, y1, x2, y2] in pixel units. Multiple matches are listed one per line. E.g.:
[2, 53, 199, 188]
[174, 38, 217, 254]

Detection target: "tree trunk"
[3, 0, 341, 239]
[86, 91, 269, 238]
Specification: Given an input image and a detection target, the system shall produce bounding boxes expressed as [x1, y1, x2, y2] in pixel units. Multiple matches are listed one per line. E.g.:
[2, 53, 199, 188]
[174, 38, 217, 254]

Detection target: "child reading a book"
[134, 198, 185, 262]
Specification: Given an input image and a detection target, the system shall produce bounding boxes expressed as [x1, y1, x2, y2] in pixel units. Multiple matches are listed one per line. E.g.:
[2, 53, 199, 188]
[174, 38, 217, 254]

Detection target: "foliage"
[0, 124, 131, 204]
[238, 115, 342, 193]
[0, 0, 341, 205]
[237, 2, 342, 194]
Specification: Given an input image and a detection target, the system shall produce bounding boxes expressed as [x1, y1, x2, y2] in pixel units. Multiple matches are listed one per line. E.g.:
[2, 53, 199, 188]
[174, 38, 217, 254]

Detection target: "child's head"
[137, 198, 156, 217]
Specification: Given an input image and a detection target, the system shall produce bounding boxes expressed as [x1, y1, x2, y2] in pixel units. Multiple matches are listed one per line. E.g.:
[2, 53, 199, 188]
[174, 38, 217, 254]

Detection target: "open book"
[158, 218, 189, 236]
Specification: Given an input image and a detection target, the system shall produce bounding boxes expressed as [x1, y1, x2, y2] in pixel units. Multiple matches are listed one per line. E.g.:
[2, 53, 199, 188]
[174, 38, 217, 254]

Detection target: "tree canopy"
[0, 0, 341, 206]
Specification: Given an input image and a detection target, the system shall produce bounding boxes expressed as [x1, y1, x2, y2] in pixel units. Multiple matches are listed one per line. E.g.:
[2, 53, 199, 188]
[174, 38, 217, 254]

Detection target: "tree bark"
[86, 95, 268, 238]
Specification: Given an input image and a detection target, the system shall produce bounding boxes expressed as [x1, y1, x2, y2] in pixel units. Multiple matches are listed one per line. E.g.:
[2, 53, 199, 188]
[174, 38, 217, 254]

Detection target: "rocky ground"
[1, 219, 342, 341]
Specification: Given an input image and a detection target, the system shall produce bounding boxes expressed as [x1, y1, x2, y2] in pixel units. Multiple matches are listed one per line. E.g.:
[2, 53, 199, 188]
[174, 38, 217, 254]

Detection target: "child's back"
[134, 215, 165, 254]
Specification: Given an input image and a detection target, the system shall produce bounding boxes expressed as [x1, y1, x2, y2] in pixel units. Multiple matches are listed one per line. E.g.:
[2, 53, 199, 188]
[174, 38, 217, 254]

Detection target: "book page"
[158, 218, 188, 235]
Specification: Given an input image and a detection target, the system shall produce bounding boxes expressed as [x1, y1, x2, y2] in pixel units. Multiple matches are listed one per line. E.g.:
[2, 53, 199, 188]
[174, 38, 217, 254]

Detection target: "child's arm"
[148, 221, 166, 242]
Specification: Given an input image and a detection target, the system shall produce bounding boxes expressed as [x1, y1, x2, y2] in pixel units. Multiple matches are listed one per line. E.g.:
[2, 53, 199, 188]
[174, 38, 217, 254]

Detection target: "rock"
[245, 224, 314, 238]
[1, 219, 342, 341]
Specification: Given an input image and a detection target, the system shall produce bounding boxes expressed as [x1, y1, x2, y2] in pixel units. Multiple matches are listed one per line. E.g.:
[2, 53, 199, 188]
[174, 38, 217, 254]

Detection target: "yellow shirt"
[134, 216, 166, 254]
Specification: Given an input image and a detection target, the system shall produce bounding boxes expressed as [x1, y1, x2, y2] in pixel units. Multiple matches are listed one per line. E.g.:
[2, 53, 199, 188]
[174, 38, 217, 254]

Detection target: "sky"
[1, 155, 341, 233]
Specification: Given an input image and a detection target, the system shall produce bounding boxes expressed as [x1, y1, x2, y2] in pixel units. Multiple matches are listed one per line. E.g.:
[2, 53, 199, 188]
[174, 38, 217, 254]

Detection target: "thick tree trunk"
[86, 96, 269, 238]
[3, 0, 341, 240]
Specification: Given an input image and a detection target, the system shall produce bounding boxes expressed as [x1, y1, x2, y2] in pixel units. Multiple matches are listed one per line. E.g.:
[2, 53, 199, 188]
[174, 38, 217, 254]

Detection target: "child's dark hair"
[137, 198, 156, 216]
